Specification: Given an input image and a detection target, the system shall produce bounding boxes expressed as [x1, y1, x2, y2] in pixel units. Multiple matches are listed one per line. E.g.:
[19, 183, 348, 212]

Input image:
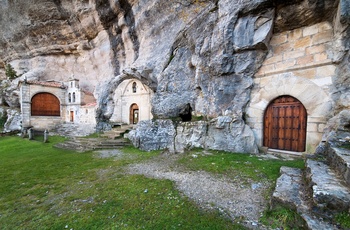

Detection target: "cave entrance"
[179, 103, 192, 122]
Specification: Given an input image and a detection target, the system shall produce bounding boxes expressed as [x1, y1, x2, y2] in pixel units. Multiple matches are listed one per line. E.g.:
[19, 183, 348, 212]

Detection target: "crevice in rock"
[95, 0, 120, 75]
[163, 47, 178, 71]
[119, 0, 140, 61]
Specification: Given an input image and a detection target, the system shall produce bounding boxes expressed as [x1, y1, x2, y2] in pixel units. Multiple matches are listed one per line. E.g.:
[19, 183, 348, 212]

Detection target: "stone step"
[54, 141, 93, 152]
[54, 137, 131, 152]
[325, 147, 350, 186]
[306, 159, 350, 213]
[271, 166, 337, 230]
[100, 125, 134, 139]
[98, 141, 129, 146]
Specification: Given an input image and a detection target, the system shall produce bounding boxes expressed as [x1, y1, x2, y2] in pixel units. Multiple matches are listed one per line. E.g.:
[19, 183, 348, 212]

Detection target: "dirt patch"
[125, 151, 271, 229]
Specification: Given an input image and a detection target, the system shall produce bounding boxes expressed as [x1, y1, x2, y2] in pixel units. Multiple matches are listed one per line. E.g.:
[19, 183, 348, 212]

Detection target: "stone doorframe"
[246, 73, 334, 153]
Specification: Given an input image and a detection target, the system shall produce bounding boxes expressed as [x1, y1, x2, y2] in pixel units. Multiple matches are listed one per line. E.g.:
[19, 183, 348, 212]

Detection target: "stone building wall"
[247, 21, 336, 153]
[20, 82, 67, 130]
[79, 105, 97, 125]
[110, 79, 152, 125]
[20, 79, 97, 131]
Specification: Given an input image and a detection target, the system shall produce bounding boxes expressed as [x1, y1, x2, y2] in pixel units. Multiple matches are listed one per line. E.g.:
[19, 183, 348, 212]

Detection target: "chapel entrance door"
[263, 95, 307, 152]
[70, 111, 74, 122]
[130, 104, 139, 124]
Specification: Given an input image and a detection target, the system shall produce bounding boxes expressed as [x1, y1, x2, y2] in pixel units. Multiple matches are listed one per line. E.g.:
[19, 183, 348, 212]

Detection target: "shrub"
[5, 64, 17, 80]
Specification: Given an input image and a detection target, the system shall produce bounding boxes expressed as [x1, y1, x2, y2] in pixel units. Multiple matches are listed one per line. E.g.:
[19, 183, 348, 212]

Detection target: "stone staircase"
[54, 137, 131, 152]
[271, 146, 350, 229]
[53, 124, 134, 152]
[100, 124, 134, 139]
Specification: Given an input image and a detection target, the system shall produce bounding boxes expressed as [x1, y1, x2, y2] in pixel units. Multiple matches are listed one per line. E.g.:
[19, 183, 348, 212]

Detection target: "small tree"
[5, 64, 17, 80]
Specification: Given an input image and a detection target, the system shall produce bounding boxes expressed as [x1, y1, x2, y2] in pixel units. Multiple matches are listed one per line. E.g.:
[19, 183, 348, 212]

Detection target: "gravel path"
[125, 151, 271, 229]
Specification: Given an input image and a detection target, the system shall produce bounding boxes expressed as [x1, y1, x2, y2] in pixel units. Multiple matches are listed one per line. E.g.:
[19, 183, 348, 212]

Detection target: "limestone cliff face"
[0, 0, 347, 153]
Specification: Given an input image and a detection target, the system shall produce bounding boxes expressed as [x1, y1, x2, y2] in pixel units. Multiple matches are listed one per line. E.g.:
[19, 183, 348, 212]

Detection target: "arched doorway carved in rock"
[263, 95, 307, 152]
[130, 103, 139, 124]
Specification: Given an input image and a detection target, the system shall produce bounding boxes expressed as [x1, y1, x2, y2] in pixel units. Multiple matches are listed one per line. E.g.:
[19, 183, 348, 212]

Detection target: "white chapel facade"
[110, 79, 153, 125]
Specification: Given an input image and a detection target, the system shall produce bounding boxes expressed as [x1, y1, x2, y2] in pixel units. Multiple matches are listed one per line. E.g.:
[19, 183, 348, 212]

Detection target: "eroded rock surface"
[0, 0, 349, 153]
[128, 117, 258, 153]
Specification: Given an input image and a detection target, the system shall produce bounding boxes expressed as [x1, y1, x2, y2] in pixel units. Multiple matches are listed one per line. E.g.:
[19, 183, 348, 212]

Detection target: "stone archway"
[246, 73, 333, 153]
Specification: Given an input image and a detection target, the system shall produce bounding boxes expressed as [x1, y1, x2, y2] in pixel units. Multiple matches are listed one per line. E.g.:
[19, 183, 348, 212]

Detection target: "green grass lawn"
[0, 136, 242, 230]
[177, 149, 307, 229]
[178, 149, 305, 182]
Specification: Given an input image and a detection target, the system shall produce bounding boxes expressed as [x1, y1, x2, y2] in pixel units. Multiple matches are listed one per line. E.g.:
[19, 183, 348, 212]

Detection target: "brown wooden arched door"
[263, 95, 307, 152]
[31, 93, 60, 116]
[130, 103, 139, 124]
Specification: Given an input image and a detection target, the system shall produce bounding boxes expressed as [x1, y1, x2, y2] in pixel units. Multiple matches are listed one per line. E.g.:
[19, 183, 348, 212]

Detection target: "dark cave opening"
[179, 103, 192, 122]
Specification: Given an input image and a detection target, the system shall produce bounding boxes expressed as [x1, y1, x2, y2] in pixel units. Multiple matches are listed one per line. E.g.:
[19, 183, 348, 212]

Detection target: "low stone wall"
[30, 116, 62, 131]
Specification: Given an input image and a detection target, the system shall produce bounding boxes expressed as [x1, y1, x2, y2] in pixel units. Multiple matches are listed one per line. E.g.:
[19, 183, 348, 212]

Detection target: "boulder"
[3, 108, 21, 132]
[129, 116, 258, 154]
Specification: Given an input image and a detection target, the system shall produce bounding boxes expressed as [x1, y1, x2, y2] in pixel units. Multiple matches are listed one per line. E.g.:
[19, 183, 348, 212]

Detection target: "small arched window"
[132, 82, 137, 93]
[73, 92, 76, 103]
[68, 93, 71, 103]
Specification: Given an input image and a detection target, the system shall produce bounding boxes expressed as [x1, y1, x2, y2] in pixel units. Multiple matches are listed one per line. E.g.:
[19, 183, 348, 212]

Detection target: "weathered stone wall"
[256, 22, 335, 82]
[247, 21, 337, 153]
[20, 82, 66, 130]
[0, 0, 347, 154]
[79, 105, 96, 125]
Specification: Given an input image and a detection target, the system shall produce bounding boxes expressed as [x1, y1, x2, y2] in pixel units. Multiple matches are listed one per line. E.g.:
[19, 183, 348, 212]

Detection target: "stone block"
[283, 50, 305, 60]
[318, 21, 332, 32]
[303, 24, 319, 37]
[318, 124, 325, 133]
[270, 33, 287, 46]
[257, 63, 275, 75]
[273, 42, 293, 55]
[287, 28, 302, 41]
[263, 54, 282, 65]
[294, 36, 312, 49]
[292, 68, 316, 79]
[311, 77, 333, 88]
[306, 44, 327, 55]
[308, 123, 318, 132]
[314, 52, 329, 62]
[275, 59, 296, 71]
[312, 31, 333, 45]
[316, 65, 336, 78]
[271, 166, 303, 209]
[326, 148, 350, 186]
[306, 159, 350, 212]
[296, 55, 314, 66]
[309, 100, 333, 117]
